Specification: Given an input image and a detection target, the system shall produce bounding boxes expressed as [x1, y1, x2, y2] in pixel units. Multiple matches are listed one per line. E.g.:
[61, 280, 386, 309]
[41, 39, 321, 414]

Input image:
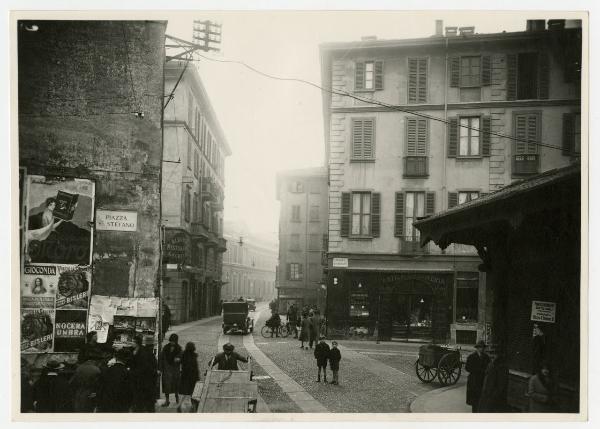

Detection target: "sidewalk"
[410, 380, 471, 413]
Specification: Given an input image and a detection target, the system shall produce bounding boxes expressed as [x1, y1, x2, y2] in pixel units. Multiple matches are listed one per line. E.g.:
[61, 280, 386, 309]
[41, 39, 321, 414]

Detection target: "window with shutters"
[404, 118, 428, 177]
[507, 52, 549, 100]
[289, 263, 303, 281]
[309, 205, 320, 222]
[351, 192, 371, 236]
[513, 112, 540, 176]
[396, 191, 435, 253]
[355, 60, 383, 91]
[455, 272, 479, 323]
[187, 137, 192, 170]
[184, 186, 191, 222]
[450, 55, 491, 89]
[459, 117, 480, 156]
[459, 191, 479, 204]
[408, 58, 428, 103]
[563, 112, 581, 157]
[351, 118, 375, 160]
[291, 205, 301, 222]
[460, 56, 481, 87]
[448, 116, 490, 158]
[404, 192, 425, 242]
[193, 150, 200, 178]
[290, 234, 301, 252]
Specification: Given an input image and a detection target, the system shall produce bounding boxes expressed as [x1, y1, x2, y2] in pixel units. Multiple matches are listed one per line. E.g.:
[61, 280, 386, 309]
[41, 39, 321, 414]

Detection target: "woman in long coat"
[478, 353, 509, 412]
[465, 341, 490, 413]
[177, 342, 199, 412]
[160, 333, 182, 407]
[527, 362, 557, 412]
[299, 314, 311, 349]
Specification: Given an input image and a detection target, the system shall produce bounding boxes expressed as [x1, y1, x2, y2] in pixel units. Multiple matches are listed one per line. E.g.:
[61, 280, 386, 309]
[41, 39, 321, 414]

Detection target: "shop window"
[349, 293, 369, 317]
[455, 272, 479, 323]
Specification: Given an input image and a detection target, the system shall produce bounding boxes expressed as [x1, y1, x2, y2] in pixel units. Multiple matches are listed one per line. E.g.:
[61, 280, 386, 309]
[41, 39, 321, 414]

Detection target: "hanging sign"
[531, 300, 556, 323]
[96, 210, 138, 232]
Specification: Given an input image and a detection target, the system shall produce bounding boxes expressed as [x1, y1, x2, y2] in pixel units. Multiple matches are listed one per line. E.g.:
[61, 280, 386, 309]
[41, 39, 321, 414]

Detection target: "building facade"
[320, 20, 581, 343]
[276, 168, 328, 313]
[221, 223, 278, 303]
[162, 61, 231, 325]
[18, 20, 167, 366]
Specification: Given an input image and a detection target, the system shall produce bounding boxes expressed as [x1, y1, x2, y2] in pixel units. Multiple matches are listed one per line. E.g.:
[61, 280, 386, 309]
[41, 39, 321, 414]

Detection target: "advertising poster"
[25, 176, 95, 265]
[21, 308, 54, 353]
[53, 310, 87, 352]
[55, 266, 91, 309]
[21, 264, 57, 308]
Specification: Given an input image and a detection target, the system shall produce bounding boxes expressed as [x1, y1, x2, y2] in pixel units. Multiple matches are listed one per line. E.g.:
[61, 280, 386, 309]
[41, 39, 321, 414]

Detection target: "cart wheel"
[415, 359, 438, 383]
[438, 353, 462, 386]
[261, 325, 271, 338]
[280, 324, 289, 338]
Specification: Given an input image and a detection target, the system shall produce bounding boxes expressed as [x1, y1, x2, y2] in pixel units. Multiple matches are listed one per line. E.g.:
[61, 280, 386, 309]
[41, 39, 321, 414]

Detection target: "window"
[309, 205, 319, 222]
[458, 191, 479, 204]
[350, 293, 370, 317]
[290, 234, 301, 251]
[507, 52, 550, 100]
[408, 58, 428, 103]
[351, 192, 371, 236]
[355, 60, 383, 91]
[563, 112, 581, 157]
[460, 56, 481, 87]
[288, 263, 303, 281]
[351, 118, 375, 160]
[193, 150, 200, 178]
[513, 112, 540, 175]
[291, 205, 301, 222]
[308, 234, 321, 250]
[404, 192, 425, 242]
[193, 193, 199, 221]
[459, 117, 480, 156]
[455, 272, 479, 323]
[184, 186, 191, 222]
[187, 137, 192, 170]
[405, 118, 429, 177]
[290, 181, 304, 193]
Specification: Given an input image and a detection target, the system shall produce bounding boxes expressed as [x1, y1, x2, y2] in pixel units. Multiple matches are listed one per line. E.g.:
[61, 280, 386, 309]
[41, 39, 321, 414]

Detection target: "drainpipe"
[442, 36, 449, 210]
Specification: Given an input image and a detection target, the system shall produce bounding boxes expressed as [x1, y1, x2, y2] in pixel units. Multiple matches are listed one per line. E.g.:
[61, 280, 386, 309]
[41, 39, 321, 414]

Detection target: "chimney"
[361, 35, 377, 41]
[547, 19, 566, 30]
[445, 26, 458, 37]
[459, 26, 475, 36]
[526, 20, 546, 31]
[435, 20, 443, 37]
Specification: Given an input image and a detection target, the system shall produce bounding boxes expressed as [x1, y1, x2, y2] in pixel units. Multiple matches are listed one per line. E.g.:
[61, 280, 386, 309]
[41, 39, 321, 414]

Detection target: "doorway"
[391, 293, 433, 341]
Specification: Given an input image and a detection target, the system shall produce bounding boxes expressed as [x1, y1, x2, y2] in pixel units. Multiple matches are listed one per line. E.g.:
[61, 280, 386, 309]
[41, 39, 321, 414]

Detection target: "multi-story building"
[162, 61, 231, 325]
[221, 222, 278, 303]
[319, 19, 581, 343]
[275, 167, 328, 313]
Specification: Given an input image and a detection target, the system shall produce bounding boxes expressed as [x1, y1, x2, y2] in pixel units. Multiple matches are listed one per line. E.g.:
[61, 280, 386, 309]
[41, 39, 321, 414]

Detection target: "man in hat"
[210, 343, 250, 371]
[33, 359, 72, 412]
[465, 340, 491, 413]
[98, 348, 133, 412]
[313, 336, 330, 383]
[70, 357, 101, 412]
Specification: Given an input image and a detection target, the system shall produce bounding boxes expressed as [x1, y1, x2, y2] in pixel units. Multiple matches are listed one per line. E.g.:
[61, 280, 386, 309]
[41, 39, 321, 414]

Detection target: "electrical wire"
[121, 23, 141, 113]
[193, 52, 579, 154]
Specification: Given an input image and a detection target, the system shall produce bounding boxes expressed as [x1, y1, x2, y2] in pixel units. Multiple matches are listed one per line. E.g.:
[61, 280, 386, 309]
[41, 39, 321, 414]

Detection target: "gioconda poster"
[25, 175, 95, 265]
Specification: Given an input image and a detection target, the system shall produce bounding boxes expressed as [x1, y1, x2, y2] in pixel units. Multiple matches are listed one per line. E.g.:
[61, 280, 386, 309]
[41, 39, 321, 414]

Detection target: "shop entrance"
[391, 293, 433, 341]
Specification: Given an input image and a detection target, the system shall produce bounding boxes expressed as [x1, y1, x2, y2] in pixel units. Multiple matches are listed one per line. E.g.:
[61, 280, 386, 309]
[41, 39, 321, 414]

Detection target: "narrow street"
[158, 303, 439, 413]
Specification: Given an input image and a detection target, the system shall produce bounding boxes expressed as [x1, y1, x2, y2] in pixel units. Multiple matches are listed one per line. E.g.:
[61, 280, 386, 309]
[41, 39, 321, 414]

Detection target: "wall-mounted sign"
[531, 300, 556, 323]
[332, 257, 349, 268]
[96, 210, 138, 232]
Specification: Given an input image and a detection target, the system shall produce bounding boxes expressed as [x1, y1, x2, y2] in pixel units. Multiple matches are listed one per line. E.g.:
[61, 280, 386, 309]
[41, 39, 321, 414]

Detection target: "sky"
[163, 11, 560, 242]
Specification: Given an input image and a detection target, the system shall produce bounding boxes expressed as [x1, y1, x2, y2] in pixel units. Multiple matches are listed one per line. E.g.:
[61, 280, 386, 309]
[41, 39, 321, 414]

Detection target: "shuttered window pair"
[408, 58, 428, 103]
[355, 60, 383, 91]
[447, 116, 491, 157]
[352, 118, 375, 160]
[506, 52, 550, 100]
[406, 118, 428, 156]
[288, 263, 303, 281]
[340, 192, 380, 238]
[562, 112, 581, 156]
[394, 192, 435, 239]
[450, 55, 491, 87]
[514, 113, 539, 155]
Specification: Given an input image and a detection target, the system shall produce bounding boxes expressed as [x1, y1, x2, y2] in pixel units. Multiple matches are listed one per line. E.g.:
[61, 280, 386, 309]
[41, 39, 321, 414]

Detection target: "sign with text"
[332, 257, 349, 268]
[96, 210, 138, 232]
[531, 300, 556, 323]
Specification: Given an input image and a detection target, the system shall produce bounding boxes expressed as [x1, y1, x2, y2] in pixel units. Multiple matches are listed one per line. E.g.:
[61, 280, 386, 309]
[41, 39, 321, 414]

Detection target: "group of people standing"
[286, 303, 325, 349]
[466, 340, 558, 413]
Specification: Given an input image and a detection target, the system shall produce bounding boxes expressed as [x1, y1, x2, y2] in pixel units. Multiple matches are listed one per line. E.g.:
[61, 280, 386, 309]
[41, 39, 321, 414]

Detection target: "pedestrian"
[177, 342, 199, 412]
[329, 341, 342, 385]
[287, 304, 298, 338]
[532, 324, 547, 374]
[160, 333, 182, 407]
[308, 312, 319, 349]
[301, 305, 309, 318]
[527, 361, 558, 412]
[299, 314, 311, 350]
[33, 359, 72, 412]
[69, 358, 101, 412]
[162, 298, 172, 337]
[130, 335, 158, 412]
[210, 343, 250, 370]
[98, 348, 133, 412]
[78, 331, 103, 364]
[478, 352, 509, 413]
[314, 336, 330, 383]
[266, 310, 282, 338]
[20, 358, 34, 413]
[465, 340, 491, 413]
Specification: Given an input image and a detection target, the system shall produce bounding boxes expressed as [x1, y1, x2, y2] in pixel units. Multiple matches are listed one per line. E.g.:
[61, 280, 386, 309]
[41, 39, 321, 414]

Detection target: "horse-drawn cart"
[415, 344, 462, 386]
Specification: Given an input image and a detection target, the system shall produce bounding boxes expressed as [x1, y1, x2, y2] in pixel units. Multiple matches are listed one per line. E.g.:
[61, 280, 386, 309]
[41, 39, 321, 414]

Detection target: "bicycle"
[261, 323, 289, 338]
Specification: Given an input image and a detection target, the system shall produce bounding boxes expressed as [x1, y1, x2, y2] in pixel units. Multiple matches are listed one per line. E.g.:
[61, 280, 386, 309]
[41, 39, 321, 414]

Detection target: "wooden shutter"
[506, 54, 517, 101]
[341, 193, 351, 237]
[298, 263, 304, 279]
[481, 116, 491, 156]
[526, 115, 539, 154]
[408, 59, 418, 103]
[355, 62, 365, 90]
[371, 193, 381, 237]
[426, 192, 435, 216]
[352, 119, 363, 159]
[406, 118, 417, 155]
[448, 118, 458, 157]
[538, 53, 550, 99]
[481, 55, 492, 86]
[562, 113, 575, 155]
[394, 192, 404, 237]
[448, 192, 458, 209]
[514, 114, 528, 154]
[363, 119, 374, 158]
[417, 119, 428, 156]
[286, 263, 291, 280]
[450, 56, 460, 87]
[374, 60, 384, 90]
[418, 58, 428, 102]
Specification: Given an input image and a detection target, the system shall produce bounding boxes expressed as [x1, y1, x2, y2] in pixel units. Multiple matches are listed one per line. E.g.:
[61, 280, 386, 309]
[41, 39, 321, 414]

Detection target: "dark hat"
[64, 355, 79, 366]
[44, 359, 65, 370]
[475, 340, 486, 349]
[223, 342, 234, 352]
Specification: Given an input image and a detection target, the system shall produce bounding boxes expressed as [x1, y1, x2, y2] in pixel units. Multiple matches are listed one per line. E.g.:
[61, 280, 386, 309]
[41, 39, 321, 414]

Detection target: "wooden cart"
[194, 359, 258, 413]
[414, 344, 462, 386]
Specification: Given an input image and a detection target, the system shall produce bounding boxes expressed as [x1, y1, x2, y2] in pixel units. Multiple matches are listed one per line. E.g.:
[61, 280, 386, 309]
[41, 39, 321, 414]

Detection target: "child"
[314, 336, 330, 382]
[329, 341, 342, 385]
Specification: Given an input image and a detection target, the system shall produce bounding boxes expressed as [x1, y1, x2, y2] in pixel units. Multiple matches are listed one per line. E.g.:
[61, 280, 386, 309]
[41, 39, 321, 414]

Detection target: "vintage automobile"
[222, 301, 254, 335]
[246, 298, 256, 312]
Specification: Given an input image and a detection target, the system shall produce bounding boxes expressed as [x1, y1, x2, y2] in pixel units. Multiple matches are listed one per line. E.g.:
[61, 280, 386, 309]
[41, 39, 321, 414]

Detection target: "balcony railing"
[404, 156, 429, 178]
[513, 154, 539, 176]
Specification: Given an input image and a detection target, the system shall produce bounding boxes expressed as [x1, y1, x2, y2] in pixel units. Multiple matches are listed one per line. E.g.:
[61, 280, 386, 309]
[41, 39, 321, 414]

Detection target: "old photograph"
[11, 9, 586, 420]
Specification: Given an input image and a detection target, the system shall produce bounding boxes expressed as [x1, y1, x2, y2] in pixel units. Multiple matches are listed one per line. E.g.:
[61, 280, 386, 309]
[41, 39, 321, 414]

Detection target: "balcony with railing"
[513, 154, 539, 176]
[403, 156, 429, 178]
